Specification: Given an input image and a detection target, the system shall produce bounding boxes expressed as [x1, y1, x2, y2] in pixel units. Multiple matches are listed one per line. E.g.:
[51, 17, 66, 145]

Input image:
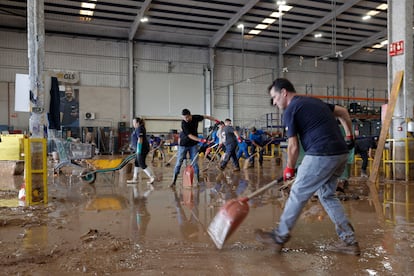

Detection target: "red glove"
[237, 137, 242, 143]
[200, 138, 207, 144]
[283, 166, 295, 181]
[345, 135, 354, 150]
[215, 119, 220, 125]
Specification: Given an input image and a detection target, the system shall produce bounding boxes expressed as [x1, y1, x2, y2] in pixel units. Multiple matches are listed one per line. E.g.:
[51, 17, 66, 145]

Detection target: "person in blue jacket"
[248, 127, 271, 167]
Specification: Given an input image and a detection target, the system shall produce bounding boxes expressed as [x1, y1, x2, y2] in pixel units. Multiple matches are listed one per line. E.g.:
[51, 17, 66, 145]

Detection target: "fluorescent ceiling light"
[278, 5, 293, 12]
[248, 29, 261, 35]
[140, 17, 148, 22]
[314, 33, 322, 38]
[371, 39, 387, 49]
[247, 3, 292, 38]
[377, 4, 388, 10]
[80, 10, 94, 16]
[367, 10, 380, 16]
[263, 18, 276, 24]
[255, 24, 268, 30]
[270, 11, 283, 18]
[237, 23, 244, 29]
[362, 15, 371, 20]
[81, 3, 96, 9]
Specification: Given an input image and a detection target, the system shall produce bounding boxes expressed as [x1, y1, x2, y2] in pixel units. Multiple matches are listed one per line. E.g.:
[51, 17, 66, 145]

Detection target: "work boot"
[254, 229, 283, 254]
[336, 179, 348, 194]
[326, 240, 361, 256]
[143, 167, 155, 184]
[170, 174, 178, 188]
[127, 167, 140, 183]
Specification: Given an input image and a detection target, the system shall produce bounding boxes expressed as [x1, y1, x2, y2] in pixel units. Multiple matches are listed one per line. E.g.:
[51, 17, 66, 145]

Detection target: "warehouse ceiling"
[0, 0, 390, 63]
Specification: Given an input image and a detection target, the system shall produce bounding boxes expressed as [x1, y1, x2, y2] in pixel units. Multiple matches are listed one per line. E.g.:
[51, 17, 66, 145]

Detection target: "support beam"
[340, 29, 387, 60]
[209, 0, 260, 48]
[282, 0, 362, 54]
[129, 41, 134, 119]
[129, 0, 152, 40]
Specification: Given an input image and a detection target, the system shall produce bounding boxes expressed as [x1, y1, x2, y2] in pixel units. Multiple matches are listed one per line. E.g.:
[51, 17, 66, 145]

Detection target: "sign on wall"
[389, 40, 404, 57]
[15, 73, 30, 112]
[49, 70, 80, 84]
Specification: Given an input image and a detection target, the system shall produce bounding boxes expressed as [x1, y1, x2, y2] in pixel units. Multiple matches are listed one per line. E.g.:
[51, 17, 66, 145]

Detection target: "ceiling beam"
[128, 0, 152, 41]
[282, 0, 363, 54]
[340, 29, 387, 60]
[209, 0, 260, 48]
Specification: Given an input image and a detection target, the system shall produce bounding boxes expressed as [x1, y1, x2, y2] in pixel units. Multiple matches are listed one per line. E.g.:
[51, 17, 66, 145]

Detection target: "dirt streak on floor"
[1, 157, 414, 275]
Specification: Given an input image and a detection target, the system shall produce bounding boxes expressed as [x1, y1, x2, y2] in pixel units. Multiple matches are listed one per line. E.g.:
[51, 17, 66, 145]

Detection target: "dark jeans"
[359, 151, 368, 171]
[134, 149, 149, 169]
[220, 143, 239, 169]
[250, 145, 264, 165]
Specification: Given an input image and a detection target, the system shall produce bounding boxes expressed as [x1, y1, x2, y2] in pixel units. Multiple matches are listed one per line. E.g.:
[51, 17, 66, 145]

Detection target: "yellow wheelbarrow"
[80, 153, 136, 184]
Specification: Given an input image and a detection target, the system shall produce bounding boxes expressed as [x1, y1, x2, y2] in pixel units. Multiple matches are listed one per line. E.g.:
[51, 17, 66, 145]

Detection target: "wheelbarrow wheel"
[81, 170, 96, 184]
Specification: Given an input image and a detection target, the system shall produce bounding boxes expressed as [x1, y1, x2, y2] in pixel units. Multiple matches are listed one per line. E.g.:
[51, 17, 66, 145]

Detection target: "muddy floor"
[1, 155, 414, 275]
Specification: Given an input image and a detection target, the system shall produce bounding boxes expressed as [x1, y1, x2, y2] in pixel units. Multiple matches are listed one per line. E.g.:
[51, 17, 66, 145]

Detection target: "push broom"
[207, 176, 285, 249]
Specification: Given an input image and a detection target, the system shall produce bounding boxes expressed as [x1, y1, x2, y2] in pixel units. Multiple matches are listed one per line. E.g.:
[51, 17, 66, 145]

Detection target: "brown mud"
[1, 157, 413, 275]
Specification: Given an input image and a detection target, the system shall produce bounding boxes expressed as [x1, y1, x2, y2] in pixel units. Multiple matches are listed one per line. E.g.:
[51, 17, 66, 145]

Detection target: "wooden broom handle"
[243, 177, 284, 201]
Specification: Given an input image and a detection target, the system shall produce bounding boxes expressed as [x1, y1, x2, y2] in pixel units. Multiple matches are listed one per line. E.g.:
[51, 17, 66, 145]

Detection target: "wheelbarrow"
[80, 153, 136, 184]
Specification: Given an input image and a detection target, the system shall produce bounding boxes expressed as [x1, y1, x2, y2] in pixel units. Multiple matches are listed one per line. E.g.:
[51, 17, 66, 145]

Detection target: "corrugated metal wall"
[0, 30, 129, 87]
[0, 30, 387, 132]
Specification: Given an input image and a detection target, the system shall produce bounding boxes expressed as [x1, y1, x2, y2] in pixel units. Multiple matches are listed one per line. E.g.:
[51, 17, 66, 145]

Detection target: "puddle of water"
[1, 158, 414, 275]
[383, 181, 414, 224]
[0, 198, 21, 207]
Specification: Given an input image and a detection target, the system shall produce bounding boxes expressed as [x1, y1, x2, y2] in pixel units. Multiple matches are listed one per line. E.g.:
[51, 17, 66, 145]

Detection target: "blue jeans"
[236, 143, 250, 160]
[274, 153, 357, 245]
[173, 145, 199, 178]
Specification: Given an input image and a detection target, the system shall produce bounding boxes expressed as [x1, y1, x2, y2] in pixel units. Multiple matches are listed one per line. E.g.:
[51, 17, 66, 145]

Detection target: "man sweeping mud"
[255, 78, 360, 255]
[170, 108, 220, 188]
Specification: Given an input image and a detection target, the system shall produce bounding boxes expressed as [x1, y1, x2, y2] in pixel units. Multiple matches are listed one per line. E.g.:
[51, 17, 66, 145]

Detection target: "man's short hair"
[268, 78, 296, 93]
[225, 118, 231, 123]
[182, 109, 191, 116]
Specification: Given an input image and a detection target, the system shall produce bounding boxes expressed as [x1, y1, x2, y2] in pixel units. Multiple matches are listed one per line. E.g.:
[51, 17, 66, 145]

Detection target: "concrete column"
[27, 0, 46, 138]
[129, 41, 134, 120]
[388, 0, 414, 179]
[209, 48, 215, 117]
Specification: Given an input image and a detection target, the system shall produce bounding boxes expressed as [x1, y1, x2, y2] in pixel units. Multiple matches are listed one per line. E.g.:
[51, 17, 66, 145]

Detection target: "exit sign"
[389, 40, 404, 56]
